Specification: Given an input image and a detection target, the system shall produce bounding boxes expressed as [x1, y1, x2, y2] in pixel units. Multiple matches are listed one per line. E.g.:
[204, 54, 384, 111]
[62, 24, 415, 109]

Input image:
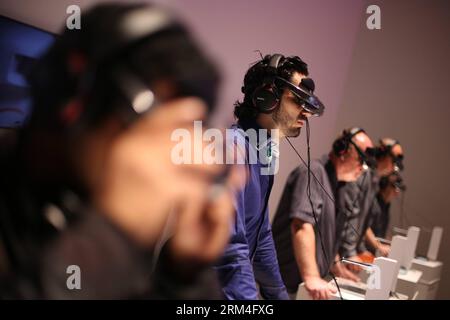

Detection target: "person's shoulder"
[228, 123, 242, 138]
[357, 169, 375, 188]
[225, 124, 248, 160]
[227, 124, 251, 148]
[311, 157, 327, 173]
[293, 155, 327, 173]
[289, 157, 327, 179]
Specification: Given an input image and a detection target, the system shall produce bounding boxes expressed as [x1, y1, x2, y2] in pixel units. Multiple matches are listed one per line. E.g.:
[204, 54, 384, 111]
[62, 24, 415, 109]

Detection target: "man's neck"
[256, 114, 285, 139]
[326, 156, 339, 194]
[329, 155, 347, 184]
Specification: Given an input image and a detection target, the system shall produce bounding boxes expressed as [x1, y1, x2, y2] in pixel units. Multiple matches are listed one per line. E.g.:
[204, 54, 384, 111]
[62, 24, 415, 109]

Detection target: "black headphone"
[58, 4, 181, 130]
[379, 171, 406, 191]
[379, 174, 390, 190]
[376, 138, 404, 171]
[376, 138, 400, 158]
[250, 54, 325, 116]
[251, 54, 285, 114]
[333, 127, 365, 156]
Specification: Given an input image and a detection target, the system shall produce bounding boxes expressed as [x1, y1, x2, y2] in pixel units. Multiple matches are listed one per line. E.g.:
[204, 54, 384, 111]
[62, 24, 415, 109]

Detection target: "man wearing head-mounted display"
[215, 53, 325, 300]
[363, 139, 405, 256]
[272, 127, 374, 299]
[339, 137, 405, 267]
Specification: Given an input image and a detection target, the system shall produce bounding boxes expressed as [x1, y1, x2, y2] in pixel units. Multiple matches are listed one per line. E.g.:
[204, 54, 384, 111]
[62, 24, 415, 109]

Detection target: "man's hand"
[377, 243, 391, 257]
[92, 97, 241, 263]
[331, 261, 361, 282]
[345, 255, 364, 273]
[304, 276, 337, 300]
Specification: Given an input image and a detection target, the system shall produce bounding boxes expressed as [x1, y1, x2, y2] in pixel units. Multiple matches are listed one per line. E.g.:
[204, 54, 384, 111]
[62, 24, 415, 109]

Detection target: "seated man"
[368, 138, 405, 242]
[340, 138, 404, 263]
[366, 172, 406, 254]
[272, 127, 374, 300]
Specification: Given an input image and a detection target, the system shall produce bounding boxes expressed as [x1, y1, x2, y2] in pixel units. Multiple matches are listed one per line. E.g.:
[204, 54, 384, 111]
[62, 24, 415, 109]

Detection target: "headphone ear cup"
[333, 137, 348, 156]
[379, 176, 389, 189]
[252, 86, 279, 113]
[376, 145, 389, 158]
[333, 140, 342, 156]
[333, 129, 355, 156]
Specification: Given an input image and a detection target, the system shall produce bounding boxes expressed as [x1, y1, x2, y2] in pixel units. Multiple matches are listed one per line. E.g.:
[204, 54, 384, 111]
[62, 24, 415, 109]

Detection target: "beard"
[284, 126, 301, 138]
[272, 107, 302, 137]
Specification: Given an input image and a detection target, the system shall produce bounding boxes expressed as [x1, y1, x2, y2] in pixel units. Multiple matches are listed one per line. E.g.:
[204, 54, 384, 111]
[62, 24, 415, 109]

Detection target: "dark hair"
[27, 3, 220, 131]
[233, 54, 309, 124]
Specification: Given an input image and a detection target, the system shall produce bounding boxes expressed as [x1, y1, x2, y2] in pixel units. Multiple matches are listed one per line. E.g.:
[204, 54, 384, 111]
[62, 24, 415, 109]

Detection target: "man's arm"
[284, 164, 337, 300]
[364, 194, 391, 256]
[331, 253, 361, 282]
[252, 222, 289, 300]
[338, 182, 361, 259]
[291, 218, 336, 300]
[215, 241, 260, 300]
[214, 164, 261, 300]
[365, 227, 390, 257]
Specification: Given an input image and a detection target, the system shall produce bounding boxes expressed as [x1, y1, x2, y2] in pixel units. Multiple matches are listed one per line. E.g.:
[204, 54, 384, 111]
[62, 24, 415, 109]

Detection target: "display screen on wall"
[0, 15, 55, 128]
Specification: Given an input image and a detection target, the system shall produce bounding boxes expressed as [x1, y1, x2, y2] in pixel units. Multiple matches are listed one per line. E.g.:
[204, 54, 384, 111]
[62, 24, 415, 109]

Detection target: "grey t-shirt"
[272, 156, 348, 293]
[370, 193, 391, 239]
[339, 170, 379, 258]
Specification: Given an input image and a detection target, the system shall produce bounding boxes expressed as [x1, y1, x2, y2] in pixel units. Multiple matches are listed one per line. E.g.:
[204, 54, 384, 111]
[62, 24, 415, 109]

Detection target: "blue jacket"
[215, 123, 289, 300]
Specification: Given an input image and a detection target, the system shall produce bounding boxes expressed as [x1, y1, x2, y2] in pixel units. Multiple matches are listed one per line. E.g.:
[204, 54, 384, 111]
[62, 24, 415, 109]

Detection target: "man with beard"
[272, 128, 373, 299]
[340, 138, 405, 265]
[215, 54, 324, 299]
[364, 139, 405, 255]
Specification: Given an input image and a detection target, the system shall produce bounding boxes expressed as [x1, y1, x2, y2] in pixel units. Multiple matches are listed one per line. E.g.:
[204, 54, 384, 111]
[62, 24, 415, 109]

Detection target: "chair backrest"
[365, 257, 398, 300]
[404, 226, 420, 269]
[388, 235, 408, 291]
[427, 226, 443, 261]
[389, 226, 421, 270]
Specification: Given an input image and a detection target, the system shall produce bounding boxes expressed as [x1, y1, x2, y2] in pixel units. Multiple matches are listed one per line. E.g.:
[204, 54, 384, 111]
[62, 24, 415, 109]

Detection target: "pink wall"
[2, 0, 448, 300]
[161, 0, 365, 218]
[0, 0, 365, 221]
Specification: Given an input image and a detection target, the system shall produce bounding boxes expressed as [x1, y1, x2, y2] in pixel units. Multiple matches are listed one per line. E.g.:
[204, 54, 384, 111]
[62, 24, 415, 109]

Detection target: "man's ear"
[339, 147, 349, 161]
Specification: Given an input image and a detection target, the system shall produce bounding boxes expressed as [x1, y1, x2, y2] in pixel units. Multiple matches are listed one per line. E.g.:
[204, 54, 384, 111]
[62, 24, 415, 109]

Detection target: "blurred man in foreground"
[0, 3, 238, 299]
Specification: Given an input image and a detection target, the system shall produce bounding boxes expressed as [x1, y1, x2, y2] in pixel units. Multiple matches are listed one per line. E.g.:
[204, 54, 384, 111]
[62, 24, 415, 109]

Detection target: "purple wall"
[0, 0, 365, 222]
[156, 0, 365, 217]
[9, 0, 450, 299]
[336, 0, 450, 299]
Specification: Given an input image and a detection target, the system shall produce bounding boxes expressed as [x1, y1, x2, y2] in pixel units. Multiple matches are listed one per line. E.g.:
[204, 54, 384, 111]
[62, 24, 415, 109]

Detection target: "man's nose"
[301, 110, 312, 118]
